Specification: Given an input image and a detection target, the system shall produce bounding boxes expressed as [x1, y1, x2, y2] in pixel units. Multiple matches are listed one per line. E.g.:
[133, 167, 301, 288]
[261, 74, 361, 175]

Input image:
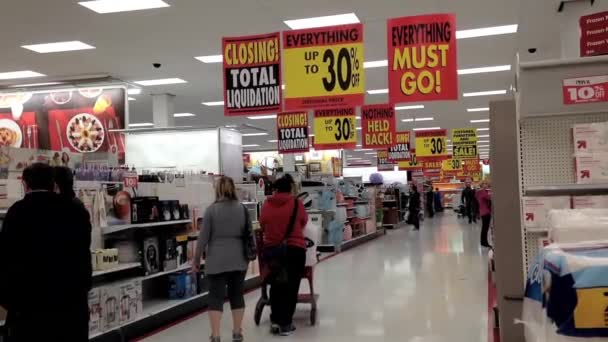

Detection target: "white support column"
[152, 93, 175, 128]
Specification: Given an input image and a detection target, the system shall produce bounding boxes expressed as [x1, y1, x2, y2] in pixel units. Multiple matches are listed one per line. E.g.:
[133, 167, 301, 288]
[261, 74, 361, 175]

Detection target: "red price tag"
[563, 75, 608, 105]
[123, 172, 138, 188]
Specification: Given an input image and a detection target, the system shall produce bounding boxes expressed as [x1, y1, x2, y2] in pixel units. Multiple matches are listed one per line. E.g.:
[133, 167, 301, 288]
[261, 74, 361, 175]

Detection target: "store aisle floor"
[140, 213, 489, 342]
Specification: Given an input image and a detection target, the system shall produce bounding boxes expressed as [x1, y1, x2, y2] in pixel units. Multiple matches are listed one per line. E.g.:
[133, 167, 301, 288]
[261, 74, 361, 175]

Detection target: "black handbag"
[242, 205, 257, 261]
[263, 198, 299, 284]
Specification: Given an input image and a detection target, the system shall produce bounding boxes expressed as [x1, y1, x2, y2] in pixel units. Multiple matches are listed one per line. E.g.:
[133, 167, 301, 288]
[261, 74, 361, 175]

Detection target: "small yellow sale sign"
[452, 128, 478, 159]
[414, 129, 448, 160]
[312, 108, 357, 150]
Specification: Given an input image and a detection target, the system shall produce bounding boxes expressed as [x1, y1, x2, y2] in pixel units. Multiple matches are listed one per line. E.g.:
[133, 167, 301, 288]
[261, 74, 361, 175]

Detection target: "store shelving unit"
[101, 219, 192, 235]
[92, 262, 142, 277]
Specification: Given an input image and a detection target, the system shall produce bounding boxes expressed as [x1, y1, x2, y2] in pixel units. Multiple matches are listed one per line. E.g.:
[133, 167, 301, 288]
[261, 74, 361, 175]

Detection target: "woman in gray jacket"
[193, 176, 251, 342]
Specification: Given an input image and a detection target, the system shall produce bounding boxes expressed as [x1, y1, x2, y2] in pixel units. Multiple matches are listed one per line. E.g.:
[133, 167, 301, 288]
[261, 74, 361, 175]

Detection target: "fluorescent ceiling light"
[22, 41, 95, 53]
[129, 123, 154, 127]
[447, 144, 453, 147]
[10, 82, 63, 87]
[365, 152, 377, 155]
[127, 88, 141, 95]
[456, 24, 518, 39]
[416, 117, 434, 121]
[367, 88, 388, 95]
[470, 119, 490, 123]
[268, 140, 278, 143]
[247, 115, 277, 120]
[478, 145, 490, 148]
[478, 140, 490, 143]
[355, 149, 372, 152]
[458, 65, 511, 75]
[396, 105, 424, 110]
[0, 70, 45, 80]
[356, 127, 362, 130]
[356, 116, 361, 120]
[478, 134, 489, 138]
[242, 133, 268, 137]
[281, 84, 286, 90]
[463, 90, 507, 97]
[356, 144, 362, 147]
[284, 13, 359, 30]
[348, 157, 363, 160]
[78, 0, 170, 14]
[467, 107, 489, 112]
[174, 113, 195, 117]
[309, 134, 315, 137]
[128, 97, 136, 101]
[477, 128, 490, 131]
[134, 78, 187, 86]
[202, 101, 224, 106]
[413, 127, 440, 131]
[243, 144, 260, 148]
[364, 60, 388, 69]
[402, 118, 414, 122]
[195, 55, 222, 63]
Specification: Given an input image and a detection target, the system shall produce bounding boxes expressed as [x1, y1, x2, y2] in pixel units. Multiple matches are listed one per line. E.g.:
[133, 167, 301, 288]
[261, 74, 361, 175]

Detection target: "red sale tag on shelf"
[563, 75, 608, 105]
[123, 172, 138, 188]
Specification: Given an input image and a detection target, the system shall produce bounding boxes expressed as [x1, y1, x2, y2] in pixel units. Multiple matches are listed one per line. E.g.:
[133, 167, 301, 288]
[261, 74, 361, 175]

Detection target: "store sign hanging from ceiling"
[398, 148, 422, 171]
[222, 32, 282, 116]
[276, 111, 309, 154]
[387, 13, 458, 103]
[283, 23, 365, 110]
[562, 75, 608, 105]
[415, 128, 449, 161]
[377, 150, 395, 171]
[452, 128, 478, 159]
[441, 157, 463, 177]
[312, 107, 357, 150]
[361, 104, 396, 149]
[579, 11, 608, 57]
[387, 131, 411, 162]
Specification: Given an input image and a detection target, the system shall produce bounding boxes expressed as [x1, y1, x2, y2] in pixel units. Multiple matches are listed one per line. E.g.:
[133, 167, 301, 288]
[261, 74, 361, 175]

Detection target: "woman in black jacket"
[408, 184, 421, 230]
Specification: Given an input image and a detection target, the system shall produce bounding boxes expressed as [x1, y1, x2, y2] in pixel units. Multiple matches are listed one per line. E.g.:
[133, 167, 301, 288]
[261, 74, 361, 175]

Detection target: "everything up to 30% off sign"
[283, 24, 365, 110]
[415, 129, 449, 161]
[313, 108, 357, 150]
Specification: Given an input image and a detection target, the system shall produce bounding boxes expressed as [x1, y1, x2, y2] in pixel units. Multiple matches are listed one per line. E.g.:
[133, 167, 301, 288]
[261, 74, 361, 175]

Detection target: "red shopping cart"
[253, 229, 318, 326]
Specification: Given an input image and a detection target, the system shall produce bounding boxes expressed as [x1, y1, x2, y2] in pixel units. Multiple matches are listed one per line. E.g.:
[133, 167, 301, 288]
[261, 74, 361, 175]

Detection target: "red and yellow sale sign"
[313, 107, 357, 150]
[361, 104, 396, 149]
[398, 148, 422, 170]
[387, 131, 411, 162]
[414, 129, 449, 161]
[377, 150, 395, 171]
[222, 32, 282, 116]
[387, 14, 458, 103]
[276, 111, 309, 154]
[283, 24, 365, 110]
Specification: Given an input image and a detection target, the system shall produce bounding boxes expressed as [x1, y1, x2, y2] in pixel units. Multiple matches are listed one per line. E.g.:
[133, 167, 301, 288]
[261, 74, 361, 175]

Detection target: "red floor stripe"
[488, 264, 499, 342]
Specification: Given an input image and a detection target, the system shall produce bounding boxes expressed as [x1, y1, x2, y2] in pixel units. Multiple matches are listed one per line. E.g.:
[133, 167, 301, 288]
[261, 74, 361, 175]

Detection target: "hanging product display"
[360, 104, 396, 149]
[283, 23, 365, 110]
[414, 128, 449, 161]
[376, 150, 394, 171]
[387, 13, 458, 103]
[312, 107, 357, 150]
[562, 75, 608, 105]
[222, 32, 282, 116]
[452, 128, 478, 159]
[398, 148, 422, 170]
[276, 111, 309, 153]
[387, 131, 411, 162]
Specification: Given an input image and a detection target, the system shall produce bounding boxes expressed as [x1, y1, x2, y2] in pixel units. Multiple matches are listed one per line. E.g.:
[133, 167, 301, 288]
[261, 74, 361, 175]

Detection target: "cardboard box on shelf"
[575, 155, 608, 184]
[118, 280, 143, 324]
[88, 287, 103, 336]
[573, 196, 608, 209]
[100, 285, 120, 330]
[573, 122, 608, 155]
[168, 272, 196, 300]
[523, 196, 571, 228]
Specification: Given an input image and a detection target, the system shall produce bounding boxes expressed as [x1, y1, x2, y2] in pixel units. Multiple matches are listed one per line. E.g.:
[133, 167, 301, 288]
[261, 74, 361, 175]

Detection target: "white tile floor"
[141, 213, 489, 342]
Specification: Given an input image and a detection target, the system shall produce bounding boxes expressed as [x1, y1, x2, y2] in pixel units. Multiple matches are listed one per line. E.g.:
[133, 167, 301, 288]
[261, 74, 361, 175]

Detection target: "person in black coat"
[425, 187, 435, 218]
[407, 184, 421, 230]
[0, 163, 92, 342]
[461, 184, 477, 224]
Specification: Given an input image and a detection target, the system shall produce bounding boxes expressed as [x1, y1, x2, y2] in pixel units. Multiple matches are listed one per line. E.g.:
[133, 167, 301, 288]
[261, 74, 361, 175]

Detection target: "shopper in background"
[433, 187, 443, 213]
[0, 163, 92, 341]
[54, 166, 77, 200]
[425, 186, 435, 218]
[259, 176, 308, 336]
[193, 176, 250, 342]
[407, 184, 421, 231]
[461, 183, 477, 224]
[476, 181, 493, 248]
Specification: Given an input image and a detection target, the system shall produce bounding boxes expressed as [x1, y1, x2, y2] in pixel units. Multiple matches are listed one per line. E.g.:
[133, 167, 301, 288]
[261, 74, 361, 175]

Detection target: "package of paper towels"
[548, 209, 608, 243]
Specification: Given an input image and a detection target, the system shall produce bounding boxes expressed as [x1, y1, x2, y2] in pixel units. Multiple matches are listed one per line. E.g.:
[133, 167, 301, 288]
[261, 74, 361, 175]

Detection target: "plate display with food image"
[66, 113, 105, 152]
[78, 87, 104, 99]
[0, 92, 32, 109]
[50, 91, 73, 105]
[0, 119, 22, 147]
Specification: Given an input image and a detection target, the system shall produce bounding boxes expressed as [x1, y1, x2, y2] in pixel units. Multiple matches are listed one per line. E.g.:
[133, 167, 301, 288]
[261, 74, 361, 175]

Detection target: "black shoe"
[270, 323, 280, 335]
[279, 324, 296, 336]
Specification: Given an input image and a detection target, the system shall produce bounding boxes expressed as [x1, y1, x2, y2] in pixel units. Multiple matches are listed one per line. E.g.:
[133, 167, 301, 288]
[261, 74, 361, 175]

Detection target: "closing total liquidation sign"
[283, 24, 365, 110]
[361, 104, 396, 149]
[387, 131, 411, 162]
[276, 111, 309, 154]
[387, 13, 458, 103]
[223, 32, 282, 116]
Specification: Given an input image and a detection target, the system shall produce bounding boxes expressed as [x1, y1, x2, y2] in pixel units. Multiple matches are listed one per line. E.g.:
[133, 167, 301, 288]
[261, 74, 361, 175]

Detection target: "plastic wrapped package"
[522, 242, 608, 342]
[548, 209, 608, 243]
[304, 221, 319, 267]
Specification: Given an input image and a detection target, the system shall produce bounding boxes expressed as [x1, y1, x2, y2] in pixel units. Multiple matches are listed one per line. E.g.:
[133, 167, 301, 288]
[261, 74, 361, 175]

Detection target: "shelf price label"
[377, 150, 395, 171]
[415, 129, 448, 160]
[361, 104, 396, 149]
[563, 75, 608, 105]
[283, 24, 365, 110]
[313, 108, 357, 150]
[398, 148, 422, 170]
[276, 111, 309, 154]
[123, 171, 138, 189]
[452, 128, 478, 159]
[387, 131, 411, 162]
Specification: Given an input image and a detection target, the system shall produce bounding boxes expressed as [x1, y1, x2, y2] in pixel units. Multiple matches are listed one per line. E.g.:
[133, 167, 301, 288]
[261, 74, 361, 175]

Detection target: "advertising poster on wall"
[452, 128, 478, 159]
[360, 104, 396, 149]
[414, 128, 449, 161]
[377, 150, 395, 171]
[579, 11, 608, 57]
[387, 131, 411, 162]
[222, 32, 282, 116]
[387, 13, 458, 103]
[563, 75, 608, 105]
[283, 24, 365, 110]
[312, 107, 357, 150]
[276, 111, 309, 154]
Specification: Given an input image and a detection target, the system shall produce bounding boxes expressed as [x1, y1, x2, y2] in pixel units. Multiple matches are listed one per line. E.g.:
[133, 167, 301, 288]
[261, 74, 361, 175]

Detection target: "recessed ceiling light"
[395, 105, 424, 110]
[284, 13, 359, 30]
[78, 0, 170, 14]
[247, 115, 277, 120]
[470, 119, 490, 123]
[458, 65, 511, 75]
[364, 60, 388, 69]
[467, 107, 489, 112]
[478, 134, 489, 138]
[194, 55, 222, 63]
[127, 88, 142, 95]
[129, 123, 154, 127]
[202, 101, 224, 106]
[463, 90, 507, 97]
[134, 78, 187, 86]
[413, 127, 441, 131]
[174, 113, 195, 117]
[477, 128, 490, 131]
[242, 133, 268, 137]
[10, 82, 63, 88]
[267, 139, 278, 143]
[367, 89, 388, 95]
[243, 144, 260, 147]
[128, 97, 136, 101]
[0, 70, 45, 80]
[22, 41, 95, 54]
[456, 24, 518, 39]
